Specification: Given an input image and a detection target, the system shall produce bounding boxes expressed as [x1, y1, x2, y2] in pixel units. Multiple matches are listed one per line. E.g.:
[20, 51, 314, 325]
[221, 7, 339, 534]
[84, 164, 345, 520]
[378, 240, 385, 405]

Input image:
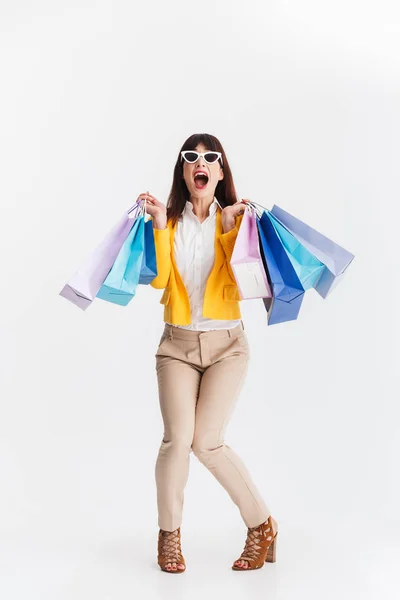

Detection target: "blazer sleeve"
[219, 225, 239, 261]
[219, 213, 243, 282]
[149, 222, 172, 289]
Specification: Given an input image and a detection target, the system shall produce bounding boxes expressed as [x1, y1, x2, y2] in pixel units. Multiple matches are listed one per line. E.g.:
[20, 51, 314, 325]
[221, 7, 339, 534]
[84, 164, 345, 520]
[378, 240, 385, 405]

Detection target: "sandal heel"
[265, 533, 277, 563]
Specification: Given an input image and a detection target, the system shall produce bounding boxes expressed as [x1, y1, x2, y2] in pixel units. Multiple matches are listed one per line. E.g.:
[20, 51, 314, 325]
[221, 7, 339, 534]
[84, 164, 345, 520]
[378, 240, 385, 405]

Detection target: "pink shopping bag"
[230, 205, 272, 300]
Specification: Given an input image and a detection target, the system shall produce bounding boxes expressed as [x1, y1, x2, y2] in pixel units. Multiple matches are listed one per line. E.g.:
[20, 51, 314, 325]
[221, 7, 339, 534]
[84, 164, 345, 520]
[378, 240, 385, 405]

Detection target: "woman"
[137, 133, 278, 573]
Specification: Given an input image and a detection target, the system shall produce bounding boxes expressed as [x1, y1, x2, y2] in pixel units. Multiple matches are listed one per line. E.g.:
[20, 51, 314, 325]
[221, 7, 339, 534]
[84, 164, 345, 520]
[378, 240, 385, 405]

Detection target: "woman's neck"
[189, 194, 214, 222]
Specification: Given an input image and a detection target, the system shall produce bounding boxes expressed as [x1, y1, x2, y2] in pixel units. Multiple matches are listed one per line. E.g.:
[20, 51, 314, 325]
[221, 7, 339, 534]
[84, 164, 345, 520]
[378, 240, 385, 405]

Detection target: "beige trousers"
[154, 320, 270, 531]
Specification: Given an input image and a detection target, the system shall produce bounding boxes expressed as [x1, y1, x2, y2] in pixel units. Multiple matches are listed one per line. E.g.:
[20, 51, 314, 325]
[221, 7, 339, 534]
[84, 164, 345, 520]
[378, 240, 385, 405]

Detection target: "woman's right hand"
[137, 191, 167, 229]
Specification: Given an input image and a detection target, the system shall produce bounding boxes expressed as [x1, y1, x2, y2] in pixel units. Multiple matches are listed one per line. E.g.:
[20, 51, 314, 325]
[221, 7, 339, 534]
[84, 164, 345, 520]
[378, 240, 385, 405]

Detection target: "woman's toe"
[234, 559, 243, 567]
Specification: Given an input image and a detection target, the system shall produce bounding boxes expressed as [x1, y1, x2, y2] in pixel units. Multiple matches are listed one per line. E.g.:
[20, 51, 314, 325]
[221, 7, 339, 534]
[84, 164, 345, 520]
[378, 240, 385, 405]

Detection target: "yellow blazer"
[149, 207, 244, 325]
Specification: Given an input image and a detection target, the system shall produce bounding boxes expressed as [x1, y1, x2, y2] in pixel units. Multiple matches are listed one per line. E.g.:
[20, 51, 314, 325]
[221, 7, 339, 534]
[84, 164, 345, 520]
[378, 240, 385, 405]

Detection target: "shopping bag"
[59, 201, 140, 310]
[230, 205, 272, 299]
[257, 210, 305, 325]
[266, 212, 325, 291]
[270, 205, 355, 298]
[96, 208, 145, 306]
[138, 216, 157, 284]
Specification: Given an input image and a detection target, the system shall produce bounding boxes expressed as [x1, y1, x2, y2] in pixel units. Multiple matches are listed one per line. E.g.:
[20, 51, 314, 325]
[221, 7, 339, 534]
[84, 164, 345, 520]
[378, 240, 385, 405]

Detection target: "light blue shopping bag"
[266, 212, 325, 291]
[96, 212, 145, 306]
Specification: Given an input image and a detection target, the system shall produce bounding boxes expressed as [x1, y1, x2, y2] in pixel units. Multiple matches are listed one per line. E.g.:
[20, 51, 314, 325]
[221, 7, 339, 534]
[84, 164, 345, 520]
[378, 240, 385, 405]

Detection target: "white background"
[1, 1, 399, 598]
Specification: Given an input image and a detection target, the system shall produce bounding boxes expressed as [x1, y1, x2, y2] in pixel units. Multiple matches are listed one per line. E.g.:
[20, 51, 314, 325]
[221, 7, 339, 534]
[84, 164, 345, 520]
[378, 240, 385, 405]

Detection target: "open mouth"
[194, 173, 209, 189]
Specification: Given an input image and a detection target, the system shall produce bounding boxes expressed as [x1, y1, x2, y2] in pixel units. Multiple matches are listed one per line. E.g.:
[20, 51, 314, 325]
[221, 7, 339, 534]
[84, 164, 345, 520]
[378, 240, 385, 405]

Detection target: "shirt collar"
[184, 196, 219, 218]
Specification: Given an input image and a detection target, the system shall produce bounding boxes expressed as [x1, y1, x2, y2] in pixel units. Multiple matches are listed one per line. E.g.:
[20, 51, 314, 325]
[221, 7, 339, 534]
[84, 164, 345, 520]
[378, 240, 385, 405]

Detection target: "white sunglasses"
[181, 150, 223, 165]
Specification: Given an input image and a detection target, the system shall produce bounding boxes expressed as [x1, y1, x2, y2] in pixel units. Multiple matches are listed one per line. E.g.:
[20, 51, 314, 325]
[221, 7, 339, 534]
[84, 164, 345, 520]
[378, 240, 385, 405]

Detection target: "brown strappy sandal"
[157, 527, 186, 573]
[232, 515, 278, 570]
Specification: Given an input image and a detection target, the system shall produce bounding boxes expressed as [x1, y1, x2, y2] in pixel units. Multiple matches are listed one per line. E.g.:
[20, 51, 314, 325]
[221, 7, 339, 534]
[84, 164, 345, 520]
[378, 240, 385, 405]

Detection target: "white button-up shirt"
[166, 196, 242, 331]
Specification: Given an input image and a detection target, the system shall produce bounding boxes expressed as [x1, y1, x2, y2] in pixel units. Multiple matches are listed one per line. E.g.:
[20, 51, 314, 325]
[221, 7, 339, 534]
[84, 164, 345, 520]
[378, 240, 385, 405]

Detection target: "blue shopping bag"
[266, 212, 325, 291]
[138, 218, 157, 284]
[257, 211, 305, 325]
[96, 213, 145, 306]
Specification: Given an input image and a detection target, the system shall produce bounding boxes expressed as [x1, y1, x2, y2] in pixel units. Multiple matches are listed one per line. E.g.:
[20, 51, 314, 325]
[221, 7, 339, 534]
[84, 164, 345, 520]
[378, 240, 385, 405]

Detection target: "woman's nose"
[195, 158, 206, 168]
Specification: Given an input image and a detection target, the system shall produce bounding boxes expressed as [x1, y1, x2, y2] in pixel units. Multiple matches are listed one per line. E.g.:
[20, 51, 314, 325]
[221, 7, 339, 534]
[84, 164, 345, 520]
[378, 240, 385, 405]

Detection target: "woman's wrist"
[222, 218, 236, 234]
[153, 215, 167, 230]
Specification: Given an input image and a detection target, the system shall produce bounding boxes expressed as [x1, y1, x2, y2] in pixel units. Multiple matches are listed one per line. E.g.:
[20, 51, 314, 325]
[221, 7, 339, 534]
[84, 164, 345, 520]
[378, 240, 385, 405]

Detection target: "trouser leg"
[192, 350, 271, 528]
[155, 355, 201, 531]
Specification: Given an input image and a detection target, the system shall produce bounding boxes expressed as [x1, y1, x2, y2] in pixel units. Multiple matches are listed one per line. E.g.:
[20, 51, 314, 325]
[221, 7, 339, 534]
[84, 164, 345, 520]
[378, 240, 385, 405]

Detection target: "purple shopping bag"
[230, 205, 272, 300]
[270, 205, 355, 298]
[59, 202, 141, 310]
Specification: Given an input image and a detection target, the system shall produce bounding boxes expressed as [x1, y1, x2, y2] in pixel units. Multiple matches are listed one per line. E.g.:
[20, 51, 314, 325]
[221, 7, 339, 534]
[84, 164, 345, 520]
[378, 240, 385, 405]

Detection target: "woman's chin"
[189, 184, 215, 197]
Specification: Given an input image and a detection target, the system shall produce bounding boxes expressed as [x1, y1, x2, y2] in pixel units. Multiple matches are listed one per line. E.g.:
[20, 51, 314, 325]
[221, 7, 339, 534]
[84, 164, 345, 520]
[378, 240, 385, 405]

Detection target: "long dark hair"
[166, 133, 239, 227]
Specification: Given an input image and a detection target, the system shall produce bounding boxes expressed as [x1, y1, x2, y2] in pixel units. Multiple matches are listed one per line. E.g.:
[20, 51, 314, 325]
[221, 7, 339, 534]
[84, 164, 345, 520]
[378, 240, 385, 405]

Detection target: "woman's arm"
[220, 221, 241, 282]
[220, 220, 241, 261]
[220, 202, 247, 281]
[150, 223, 172, 289]
[220, 201, 247, 259]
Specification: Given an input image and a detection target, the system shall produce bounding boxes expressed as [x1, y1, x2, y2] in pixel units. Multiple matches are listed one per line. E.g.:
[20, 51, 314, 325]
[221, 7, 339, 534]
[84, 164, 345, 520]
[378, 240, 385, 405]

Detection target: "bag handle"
[136, 197, 149, 221]
[127, 200, 140, 216]
[215, 196, 263, 218]
[241, 200, 263, 218]
[127, 197, 150, 221]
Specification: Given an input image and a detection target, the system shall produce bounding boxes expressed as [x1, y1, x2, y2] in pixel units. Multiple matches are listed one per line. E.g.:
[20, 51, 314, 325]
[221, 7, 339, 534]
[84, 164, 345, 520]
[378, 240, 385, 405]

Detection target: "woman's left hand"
[221, 199, 251, 233]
